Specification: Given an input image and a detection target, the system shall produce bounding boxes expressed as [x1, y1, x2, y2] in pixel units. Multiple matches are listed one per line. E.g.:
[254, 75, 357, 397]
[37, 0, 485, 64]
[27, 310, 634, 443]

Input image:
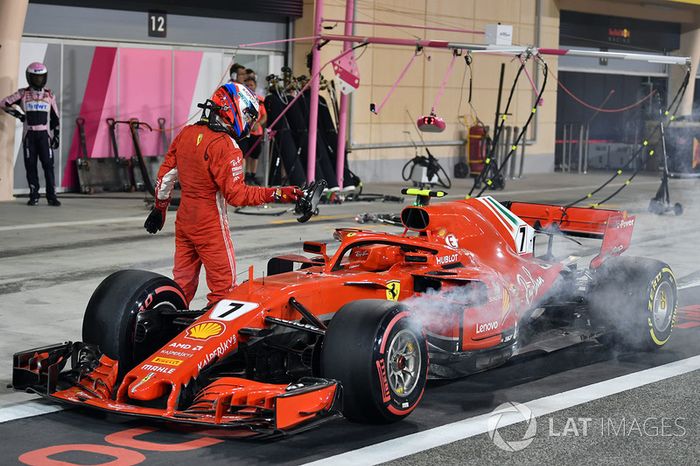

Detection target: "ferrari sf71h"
[12, 188, 678, 437]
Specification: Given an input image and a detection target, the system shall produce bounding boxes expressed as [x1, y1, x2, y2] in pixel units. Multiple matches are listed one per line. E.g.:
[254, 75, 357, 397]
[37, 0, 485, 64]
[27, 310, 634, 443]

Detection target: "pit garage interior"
[1, 1, 700, 465]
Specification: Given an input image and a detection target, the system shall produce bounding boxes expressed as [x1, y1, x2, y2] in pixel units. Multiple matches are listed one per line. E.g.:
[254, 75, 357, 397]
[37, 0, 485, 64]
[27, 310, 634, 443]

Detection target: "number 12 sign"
[148, 11, 167, 38]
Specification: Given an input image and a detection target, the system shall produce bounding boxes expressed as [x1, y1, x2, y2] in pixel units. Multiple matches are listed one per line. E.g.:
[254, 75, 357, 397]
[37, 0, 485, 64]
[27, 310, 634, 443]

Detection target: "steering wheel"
[295, 180, 327, 223]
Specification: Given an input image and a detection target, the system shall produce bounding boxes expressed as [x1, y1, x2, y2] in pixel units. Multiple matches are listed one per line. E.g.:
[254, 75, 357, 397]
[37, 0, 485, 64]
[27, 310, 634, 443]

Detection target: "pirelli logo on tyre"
[151, 357, 183, 366]
[185, 321, 225, 341]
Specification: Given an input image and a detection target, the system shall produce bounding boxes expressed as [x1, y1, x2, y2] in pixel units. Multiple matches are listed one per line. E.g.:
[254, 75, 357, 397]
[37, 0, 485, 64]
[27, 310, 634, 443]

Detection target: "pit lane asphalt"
[1, 174, 700, 465]
[1, 311, 699, 465]
[384, 368, 700, 465]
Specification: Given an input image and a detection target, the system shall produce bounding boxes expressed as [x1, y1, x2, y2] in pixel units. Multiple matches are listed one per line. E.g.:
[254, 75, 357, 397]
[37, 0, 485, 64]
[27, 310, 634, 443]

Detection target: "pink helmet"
[26, 62, 47, 89]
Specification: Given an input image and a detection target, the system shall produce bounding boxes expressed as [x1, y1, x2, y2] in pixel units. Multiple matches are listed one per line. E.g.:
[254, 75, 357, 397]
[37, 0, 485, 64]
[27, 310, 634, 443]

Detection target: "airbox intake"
[401, 207, 430, 231]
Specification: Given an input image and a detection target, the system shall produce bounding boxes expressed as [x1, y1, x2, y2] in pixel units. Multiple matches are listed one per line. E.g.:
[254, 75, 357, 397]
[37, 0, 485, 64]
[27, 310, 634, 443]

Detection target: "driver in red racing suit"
[144, 83, 301, 306]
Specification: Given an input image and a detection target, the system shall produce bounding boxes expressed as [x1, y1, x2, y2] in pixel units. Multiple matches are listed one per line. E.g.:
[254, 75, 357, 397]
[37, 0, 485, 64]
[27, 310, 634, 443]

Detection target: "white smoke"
[402, 282, 490, 332]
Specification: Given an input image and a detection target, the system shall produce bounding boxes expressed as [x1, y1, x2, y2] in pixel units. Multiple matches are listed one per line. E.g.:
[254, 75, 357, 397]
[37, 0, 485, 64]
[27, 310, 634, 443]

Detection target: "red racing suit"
[155, 123, 278, 305]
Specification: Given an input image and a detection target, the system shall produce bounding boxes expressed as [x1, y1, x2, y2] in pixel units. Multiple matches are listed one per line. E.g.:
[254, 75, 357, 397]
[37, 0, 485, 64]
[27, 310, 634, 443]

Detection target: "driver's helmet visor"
[237, 87, 259, 125]
[28, 73, 47, 89]
[242, 106, 258, 125]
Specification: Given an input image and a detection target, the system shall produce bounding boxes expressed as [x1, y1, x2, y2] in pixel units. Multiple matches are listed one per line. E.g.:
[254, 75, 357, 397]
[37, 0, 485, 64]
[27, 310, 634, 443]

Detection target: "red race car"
[12, 188, 678, 437]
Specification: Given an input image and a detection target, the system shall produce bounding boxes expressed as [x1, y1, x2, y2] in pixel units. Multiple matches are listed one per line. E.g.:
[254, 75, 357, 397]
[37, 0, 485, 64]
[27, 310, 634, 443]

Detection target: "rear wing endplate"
[508, 202, 635, 268]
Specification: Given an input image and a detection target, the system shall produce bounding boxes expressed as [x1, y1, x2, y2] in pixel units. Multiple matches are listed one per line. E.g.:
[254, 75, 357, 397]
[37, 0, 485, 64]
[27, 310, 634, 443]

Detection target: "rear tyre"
[589, 257, 677, 351]
[321, 299, 428, 423]
[82, 270, 187, 375]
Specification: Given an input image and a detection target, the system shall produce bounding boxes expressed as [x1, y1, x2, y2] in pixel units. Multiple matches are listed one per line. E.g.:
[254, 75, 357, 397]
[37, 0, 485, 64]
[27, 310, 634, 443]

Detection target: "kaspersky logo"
[185, 321, 225, 340]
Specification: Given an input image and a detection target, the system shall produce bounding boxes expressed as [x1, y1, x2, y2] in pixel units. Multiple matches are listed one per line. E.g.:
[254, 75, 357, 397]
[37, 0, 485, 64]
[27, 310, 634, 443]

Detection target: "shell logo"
[502, 288, 511, 316]
[186, 321, 225, 340]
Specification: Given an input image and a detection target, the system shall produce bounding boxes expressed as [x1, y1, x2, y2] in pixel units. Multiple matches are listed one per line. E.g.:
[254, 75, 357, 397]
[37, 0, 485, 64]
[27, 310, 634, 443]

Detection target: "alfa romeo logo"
[487, 402, 537, 451]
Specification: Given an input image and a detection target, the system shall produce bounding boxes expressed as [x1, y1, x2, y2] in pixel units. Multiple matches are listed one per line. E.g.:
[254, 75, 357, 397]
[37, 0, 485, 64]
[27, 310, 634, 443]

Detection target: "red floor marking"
[19, 444, 145, 466]
[104, 427, 223, 452]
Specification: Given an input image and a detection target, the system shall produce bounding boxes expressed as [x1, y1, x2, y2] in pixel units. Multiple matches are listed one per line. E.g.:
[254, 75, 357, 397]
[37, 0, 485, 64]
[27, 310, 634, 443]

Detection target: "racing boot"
[27, 188, 39, 206]
[46, 179, 60, 206]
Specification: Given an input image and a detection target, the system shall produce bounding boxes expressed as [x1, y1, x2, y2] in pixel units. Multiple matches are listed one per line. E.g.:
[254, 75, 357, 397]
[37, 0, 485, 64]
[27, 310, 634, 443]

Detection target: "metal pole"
[306, 0, 324, 182]
[535, 47, 690, 65]
[583, 123, 590, 174]
[170, 48, 175, 146]
[567, 124, 573, 172]
[562, 124, 568, 172]
[262, 130, 271, 187]
[321, 33, 450, 49]
[322, 18, 483, 36]
[350, 139, 464, 150]
[502, 126, 512, 175]
[318, 34, 690, 65]
[518, 132, 526, 178]
[334, 0, 354, 189]
[659, 109, 670, 205]
[347, 0, 356, 166]
[509, 126, 519, 179]
[578, 123, 584, 173]
[58, 42, 64, 189]
[493, 63, 505, 157]
[531, 0, 541, 145]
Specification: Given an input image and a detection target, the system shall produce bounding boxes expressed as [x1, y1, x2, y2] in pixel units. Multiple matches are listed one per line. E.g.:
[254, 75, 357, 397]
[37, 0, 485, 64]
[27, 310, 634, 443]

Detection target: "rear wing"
[508, 202, 635, 268]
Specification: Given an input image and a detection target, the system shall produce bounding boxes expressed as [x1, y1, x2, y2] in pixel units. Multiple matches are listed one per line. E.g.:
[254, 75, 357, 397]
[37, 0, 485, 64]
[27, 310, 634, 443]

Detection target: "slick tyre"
[589, 257, 678, 351]
[82, 270, 187, 375]
[322, 299, 428, 423]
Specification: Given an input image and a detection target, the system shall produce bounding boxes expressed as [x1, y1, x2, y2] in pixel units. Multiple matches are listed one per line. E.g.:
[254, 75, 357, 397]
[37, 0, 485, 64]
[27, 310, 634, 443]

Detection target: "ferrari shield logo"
[386, 280, 400, 301]
[196, 133, 204, 146]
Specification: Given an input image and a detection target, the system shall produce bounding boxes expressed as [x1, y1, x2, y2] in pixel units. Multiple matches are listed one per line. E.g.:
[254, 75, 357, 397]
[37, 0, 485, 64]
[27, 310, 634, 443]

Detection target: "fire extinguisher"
[467, 124, 489, 176]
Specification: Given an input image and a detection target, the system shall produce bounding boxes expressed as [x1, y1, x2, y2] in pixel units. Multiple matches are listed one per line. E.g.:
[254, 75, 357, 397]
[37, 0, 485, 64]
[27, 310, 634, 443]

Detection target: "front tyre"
[321, 299, 428, 423]
[82, 270, 187, 376]
[589, 257, 678, 351]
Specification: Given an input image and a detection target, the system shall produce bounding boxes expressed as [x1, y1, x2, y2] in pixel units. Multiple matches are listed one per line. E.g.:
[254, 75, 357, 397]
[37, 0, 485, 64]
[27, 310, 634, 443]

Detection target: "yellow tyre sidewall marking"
[648, 267, 677, 347]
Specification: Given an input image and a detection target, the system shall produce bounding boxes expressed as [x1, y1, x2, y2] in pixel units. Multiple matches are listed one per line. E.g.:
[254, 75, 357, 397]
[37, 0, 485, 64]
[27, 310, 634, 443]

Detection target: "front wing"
[12, 342, 342, 437]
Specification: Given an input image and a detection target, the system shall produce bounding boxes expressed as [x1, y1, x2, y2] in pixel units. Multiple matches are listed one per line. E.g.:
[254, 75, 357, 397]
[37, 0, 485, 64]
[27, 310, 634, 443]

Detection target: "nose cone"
[127, 373, 169, 401]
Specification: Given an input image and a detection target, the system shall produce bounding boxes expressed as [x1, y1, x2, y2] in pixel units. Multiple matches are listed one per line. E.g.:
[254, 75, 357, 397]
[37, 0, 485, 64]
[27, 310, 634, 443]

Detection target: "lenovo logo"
[476, 321, 499, 334]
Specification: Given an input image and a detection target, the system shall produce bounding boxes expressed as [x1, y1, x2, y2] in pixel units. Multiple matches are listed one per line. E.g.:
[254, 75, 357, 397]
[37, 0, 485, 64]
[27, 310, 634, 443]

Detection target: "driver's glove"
[50, 128, 60, 150]
[272, 186, 303, 203]
[4, 106, 25, 122]
[144, 199, 168, 234]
